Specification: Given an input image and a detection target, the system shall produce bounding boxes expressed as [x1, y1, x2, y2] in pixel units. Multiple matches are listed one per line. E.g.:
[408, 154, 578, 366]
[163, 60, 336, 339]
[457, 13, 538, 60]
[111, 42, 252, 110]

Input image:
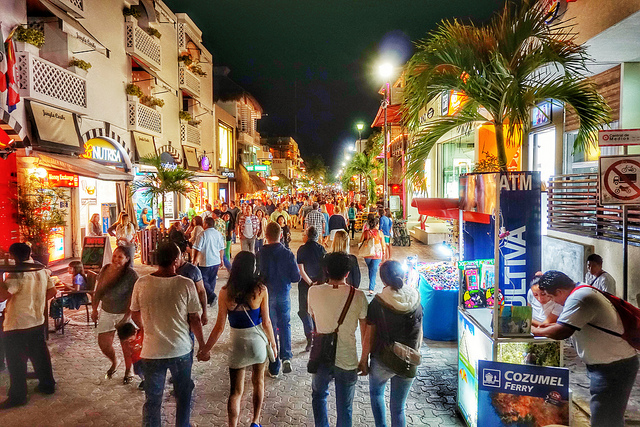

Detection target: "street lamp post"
[356, 122, 364, 195]
[379, 63, 393, 209]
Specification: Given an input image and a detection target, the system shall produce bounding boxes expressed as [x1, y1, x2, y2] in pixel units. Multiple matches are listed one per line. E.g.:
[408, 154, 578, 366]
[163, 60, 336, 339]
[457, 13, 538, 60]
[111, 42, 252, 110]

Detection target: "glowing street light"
[378, 61, 395, 209]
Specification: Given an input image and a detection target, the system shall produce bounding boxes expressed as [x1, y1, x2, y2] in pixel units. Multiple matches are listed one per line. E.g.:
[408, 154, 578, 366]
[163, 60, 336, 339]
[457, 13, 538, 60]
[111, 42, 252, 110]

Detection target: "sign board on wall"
[81, 138, 124, 166]
[47, 171, 79, 187]
[28, 101, 82, 153]
[81, 236, 108, 272]
[532, 101, 552, 127]
[477, 360, 569, 426]
[599, 155, 640, 205]
[598, 129, 640, 147]
[80, 178, 97, 205]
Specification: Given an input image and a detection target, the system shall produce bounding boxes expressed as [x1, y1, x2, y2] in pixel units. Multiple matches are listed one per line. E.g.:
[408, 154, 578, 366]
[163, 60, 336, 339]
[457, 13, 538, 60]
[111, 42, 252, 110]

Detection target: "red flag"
[5, 34, 20, 112]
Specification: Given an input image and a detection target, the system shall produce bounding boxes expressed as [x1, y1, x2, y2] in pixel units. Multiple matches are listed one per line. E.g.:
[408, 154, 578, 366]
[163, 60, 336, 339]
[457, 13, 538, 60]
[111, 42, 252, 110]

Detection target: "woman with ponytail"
[358, 260, 422, 427]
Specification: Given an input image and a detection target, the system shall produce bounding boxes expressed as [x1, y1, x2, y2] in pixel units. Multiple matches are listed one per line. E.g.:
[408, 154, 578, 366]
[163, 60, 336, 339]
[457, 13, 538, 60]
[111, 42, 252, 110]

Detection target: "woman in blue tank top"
[198, 251, 277, 427]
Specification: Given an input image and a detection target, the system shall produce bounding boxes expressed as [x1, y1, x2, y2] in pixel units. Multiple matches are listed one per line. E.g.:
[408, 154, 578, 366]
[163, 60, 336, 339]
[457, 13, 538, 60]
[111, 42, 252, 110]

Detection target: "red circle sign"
[603, 159, 640, 201]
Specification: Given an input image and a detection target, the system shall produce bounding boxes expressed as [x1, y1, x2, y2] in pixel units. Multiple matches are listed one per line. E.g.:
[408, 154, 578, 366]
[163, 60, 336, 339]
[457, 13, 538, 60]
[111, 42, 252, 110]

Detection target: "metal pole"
[623, 205, 628, 301]
[383, 82, 389, 209]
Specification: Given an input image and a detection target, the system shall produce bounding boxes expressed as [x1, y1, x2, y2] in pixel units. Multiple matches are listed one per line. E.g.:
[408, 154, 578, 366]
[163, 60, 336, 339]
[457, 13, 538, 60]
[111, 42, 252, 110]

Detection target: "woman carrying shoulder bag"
[358, 260, 422, 427]
[358, 216, 386, 295]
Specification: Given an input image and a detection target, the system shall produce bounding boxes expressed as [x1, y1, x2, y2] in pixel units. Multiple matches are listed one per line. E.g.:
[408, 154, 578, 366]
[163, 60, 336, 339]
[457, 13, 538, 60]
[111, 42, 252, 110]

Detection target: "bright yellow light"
[356, 123, 364, 131]
[378, 63, 394, 80]
[29, 167, 48, 178]
[269, 176, 280, 181]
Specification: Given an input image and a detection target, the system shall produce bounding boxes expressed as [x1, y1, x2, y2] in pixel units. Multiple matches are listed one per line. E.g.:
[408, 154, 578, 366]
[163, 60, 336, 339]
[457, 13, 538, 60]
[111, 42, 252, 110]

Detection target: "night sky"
[164, 0, 504, 171]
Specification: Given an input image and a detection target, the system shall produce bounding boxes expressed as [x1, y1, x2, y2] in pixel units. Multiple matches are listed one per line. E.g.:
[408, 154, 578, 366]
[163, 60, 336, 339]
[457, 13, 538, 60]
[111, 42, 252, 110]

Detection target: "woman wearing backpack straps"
[359, 261, 422, 427]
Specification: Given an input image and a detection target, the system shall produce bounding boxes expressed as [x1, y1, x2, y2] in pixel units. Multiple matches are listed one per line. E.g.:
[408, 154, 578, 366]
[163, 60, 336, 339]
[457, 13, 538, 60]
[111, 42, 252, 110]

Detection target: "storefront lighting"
[29, 167, 48, 179]
[269, 176, 280, 181]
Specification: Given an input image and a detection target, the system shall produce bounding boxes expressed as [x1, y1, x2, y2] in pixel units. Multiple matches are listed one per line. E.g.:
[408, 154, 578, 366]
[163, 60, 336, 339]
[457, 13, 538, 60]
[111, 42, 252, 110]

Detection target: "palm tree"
[132, 154, 197, 223]
[403, 0, 611, 185]
[342, 151, 383, 204]
[304, 155, 328, 183]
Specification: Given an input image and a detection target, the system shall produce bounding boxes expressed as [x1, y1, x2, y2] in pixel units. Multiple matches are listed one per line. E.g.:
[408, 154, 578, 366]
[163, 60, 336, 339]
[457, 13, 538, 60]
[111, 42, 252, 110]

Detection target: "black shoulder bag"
[307, 286, 356, 374]
[377, 296, 422, 378]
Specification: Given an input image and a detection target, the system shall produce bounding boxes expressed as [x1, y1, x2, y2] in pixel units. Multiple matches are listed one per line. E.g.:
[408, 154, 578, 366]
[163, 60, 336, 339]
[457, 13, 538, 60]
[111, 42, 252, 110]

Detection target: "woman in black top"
[359, 260, 422, 427]
[277, 215, 291, 249]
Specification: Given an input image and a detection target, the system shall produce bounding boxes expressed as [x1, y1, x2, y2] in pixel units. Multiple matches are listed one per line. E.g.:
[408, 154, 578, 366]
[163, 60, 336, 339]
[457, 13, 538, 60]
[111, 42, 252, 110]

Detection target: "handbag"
[307, 286, 355, 374]
[359, 230, 383, 258]
[243, 307, 276, 363]
[376, 296, 422, 378]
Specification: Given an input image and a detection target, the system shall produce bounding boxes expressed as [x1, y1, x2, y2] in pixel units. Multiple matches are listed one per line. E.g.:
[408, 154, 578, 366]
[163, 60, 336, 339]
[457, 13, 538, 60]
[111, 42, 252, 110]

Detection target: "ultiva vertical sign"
[498, 172, 542, 306]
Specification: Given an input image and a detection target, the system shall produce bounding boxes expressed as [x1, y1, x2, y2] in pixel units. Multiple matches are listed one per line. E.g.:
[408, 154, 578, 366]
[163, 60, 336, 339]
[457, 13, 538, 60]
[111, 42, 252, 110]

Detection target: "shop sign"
[80, 177, 97, 205]
[599, 155, 640, 204]
[532, 101, 552, 127]
[221, 170, 235, 178]
[200, 156, 211, 171]
[49, 226, 65, 262]
[81, 138, 123, 165]
[28, 101, 82, 152]
[598, 129, 640, 147]
[81, 236, 109, 272]
[247, 164, 269, 172]
[160, 152, 177, 170]
[47, 171, 79, 187]
[478, 360, 569, 427]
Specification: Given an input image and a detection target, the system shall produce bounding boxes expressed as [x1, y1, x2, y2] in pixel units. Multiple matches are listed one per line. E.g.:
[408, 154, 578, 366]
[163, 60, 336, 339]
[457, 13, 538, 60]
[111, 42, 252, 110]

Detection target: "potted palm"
[15, 172, 69, 266]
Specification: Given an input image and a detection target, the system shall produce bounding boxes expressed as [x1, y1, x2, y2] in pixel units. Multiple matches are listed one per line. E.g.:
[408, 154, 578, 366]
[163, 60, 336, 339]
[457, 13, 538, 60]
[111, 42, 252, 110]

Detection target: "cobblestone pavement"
[0, 229, 468, 427]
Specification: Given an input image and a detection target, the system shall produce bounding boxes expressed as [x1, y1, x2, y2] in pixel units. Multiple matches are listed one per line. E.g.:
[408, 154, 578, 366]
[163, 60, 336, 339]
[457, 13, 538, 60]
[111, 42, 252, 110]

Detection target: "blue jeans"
[587, 355, 639, 427]
[198, 265, 220, 304]
[142, 353, 193, 427]
[255, 238, 264, 254]
[365, 258, 382, 292]
[268, 291, 292, 374]
[369, 357, 415, 427]
[312, 364, 358, 427]
[297, 281, 314, 338]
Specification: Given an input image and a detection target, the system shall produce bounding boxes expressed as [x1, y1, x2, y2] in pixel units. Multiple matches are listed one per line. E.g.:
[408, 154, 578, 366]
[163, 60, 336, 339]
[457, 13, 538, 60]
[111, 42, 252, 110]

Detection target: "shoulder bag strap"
[335, 286, 356, 333]
[570, 285, 623, 337]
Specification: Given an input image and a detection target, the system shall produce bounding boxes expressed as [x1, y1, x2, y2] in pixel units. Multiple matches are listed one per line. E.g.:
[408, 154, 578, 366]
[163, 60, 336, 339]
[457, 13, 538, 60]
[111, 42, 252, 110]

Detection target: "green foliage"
[140, 95, 165, 108]
[342, 151, 382, 203]
[68, 58, 92, 71]
[304, 155, 328, 183]
[14, 26, 45, 48]
[178, 54, 193, 66]
[145, 27, 161, 39]
[189, 64, 207, 77]
[473, 151, 501, 173]
[403, 0, 611, 186]
[179, 111, 192, 122]
[125, 83, 143, 98]
[16, 174, 69, 255]
[132, 154, 197, 222]
[123, 7, 142, 19]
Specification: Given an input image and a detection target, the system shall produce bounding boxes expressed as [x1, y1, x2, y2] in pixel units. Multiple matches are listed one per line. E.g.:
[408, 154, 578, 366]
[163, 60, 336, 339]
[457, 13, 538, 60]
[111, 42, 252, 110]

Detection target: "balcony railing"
[179, 64, 200, 98]
[52, 0, 84, 17]
[548, 173, 640, 246]
[125, 19, 162, 71]
[128, 100, 162, 138]
[180, 123, 201, 146]
[16, 52, 87, 115]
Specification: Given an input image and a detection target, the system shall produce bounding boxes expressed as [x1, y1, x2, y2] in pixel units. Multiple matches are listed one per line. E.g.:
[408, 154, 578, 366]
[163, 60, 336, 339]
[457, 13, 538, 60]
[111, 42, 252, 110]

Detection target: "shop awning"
[40, 0, 109, 57]
[371, 104, 403, 128]
[411, 198, 491, 224]
[250, 173, 267, 191]
[27, 151, 133, 181]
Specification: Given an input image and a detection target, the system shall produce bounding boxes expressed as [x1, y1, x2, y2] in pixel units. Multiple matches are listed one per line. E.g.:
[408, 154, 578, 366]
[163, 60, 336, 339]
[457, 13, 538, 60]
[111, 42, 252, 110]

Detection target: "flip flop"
[123, 375, 134, 385]
[105, 361, 121, 379]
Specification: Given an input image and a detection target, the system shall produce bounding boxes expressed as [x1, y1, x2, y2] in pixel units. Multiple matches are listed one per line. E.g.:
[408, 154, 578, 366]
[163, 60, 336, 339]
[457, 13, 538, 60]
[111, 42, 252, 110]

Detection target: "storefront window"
[564, 130, 622, 173]
[218, 122, 233, 168]
[441, 136, 475, 198]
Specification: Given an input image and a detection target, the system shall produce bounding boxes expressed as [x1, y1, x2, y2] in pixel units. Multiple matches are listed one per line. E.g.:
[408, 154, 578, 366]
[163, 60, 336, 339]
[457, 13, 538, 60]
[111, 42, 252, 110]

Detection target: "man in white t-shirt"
[130, 242, 205, 427]
[192, 217, 226, 306]
[0, 243, 57, 409]
[308, 252, 368, 427]
[527, 276, 563, 326]
[533, 270, 638, 427]
[585, 253, 616, 294]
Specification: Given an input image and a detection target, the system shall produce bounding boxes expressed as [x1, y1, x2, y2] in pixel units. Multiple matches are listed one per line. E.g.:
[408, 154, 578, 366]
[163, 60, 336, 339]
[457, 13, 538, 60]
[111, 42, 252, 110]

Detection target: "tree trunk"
[161, 193, 166, 225]
[494, 122, 508, 171]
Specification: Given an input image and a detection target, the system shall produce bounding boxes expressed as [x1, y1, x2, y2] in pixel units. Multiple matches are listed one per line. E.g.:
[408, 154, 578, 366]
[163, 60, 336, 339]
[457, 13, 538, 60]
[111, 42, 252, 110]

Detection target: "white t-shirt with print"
[527, 289, 563, 324]
[557, 286, 637, 365]
[308, 284, 368, 371]
[130, 274, 201, 359]
[3, 265, 55, 331]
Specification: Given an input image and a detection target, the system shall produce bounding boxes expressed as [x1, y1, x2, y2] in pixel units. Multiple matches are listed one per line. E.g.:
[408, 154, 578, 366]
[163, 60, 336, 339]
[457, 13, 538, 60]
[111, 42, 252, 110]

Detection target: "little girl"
[50, 261, 89, 329]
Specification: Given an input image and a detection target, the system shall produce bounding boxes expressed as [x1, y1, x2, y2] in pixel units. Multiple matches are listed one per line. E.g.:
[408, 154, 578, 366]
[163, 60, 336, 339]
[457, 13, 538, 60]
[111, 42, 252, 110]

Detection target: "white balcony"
[125, 19, 162, 71]
[16, 51, 87, 115]
[237, 131, 260, 148]
[179, 64, 201, 98]
[128, 100, 162, 138]
[50, 0, 85, 18]
[180, 122, 201, 146]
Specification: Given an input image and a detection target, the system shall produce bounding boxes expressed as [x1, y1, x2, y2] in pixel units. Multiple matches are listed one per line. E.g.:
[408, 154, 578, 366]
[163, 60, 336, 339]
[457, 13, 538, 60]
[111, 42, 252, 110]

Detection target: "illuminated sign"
[221, 171, 235, 178]
[200, 156, 211, 171]
[47, 171, 79, 187]
[448, 91, 467, 116]
[532, 102, 552, 127]
[247, 164, 269, 172]
[81, 138, 124, 165]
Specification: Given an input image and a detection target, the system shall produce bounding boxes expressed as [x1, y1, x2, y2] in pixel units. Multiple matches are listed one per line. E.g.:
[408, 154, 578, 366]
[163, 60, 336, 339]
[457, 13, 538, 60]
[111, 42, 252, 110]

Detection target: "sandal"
[105, 361, 121, 379]
[123, 375, 134, 385]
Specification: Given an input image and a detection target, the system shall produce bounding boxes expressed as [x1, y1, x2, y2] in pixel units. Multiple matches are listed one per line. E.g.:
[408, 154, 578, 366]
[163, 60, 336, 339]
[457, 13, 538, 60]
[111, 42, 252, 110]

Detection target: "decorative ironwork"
[128, 100, 162, 137]
[16, 52, 87, 115]
[180, 123, 201, 146]
[56, 0, 84, 17]
[125, 20, 162, 71]
[178, 64, 200, 98]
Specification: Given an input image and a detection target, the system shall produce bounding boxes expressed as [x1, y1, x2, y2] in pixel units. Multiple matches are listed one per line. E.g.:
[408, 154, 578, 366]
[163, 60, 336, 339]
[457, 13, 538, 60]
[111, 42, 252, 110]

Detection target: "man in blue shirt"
[378, 208, 393, 259]
[192, 217, 225, 306]
[258, 222, 301, 377]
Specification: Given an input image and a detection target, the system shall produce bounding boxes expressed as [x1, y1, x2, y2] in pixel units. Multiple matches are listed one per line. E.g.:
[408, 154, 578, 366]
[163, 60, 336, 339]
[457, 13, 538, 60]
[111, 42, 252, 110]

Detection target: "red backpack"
[572, 285, 640, 350]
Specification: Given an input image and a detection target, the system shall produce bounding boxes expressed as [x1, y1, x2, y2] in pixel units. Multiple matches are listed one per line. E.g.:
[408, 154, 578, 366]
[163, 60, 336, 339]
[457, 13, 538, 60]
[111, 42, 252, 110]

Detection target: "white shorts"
[96, 310, 132, 335]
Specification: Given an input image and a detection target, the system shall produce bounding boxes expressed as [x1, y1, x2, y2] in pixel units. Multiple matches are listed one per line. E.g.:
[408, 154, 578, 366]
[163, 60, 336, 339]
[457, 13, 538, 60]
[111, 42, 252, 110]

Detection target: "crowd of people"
[0, 190, 637, 427]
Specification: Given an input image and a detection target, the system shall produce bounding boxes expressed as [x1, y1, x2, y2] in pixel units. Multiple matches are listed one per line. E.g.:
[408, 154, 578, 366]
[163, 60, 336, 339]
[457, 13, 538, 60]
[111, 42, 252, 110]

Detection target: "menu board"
[81, 236, 109, 272]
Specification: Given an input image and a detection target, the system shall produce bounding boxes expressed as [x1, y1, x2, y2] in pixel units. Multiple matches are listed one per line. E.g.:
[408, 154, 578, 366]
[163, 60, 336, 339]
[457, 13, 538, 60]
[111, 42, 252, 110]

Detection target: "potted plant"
[123, 7, 141, 21]
[68, 57, 92, 77]
[13, 26, 45, 56]
[189, 64, 207, 77]
[140, 95, 165, 109]
[179, 110, 192, 122]
[125, 83, 143, 101]
[188, 119, 202, 127]
[145, 27, 161, 39]
[15, 172, 69, 266]
[178, 54, 193, 66]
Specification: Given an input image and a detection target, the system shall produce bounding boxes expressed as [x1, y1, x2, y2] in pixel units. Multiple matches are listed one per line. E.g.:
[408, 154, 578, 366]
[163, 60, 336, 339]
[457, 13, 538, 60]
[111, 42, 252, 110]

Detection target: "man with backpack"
[532, 270, 638, 427]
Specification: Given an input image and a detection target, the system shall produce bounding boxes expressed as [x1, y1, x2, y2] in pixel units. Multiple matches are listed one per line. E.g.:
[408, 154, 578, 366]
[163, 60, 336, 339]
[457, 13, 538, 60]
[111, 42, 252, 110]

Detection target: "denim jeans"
[268, 291, 292, 374]
[348, 220, 356, 239]
[369, 357, 415, 427]
[198, 264, 220, 304]
[297, 281, 314, 338]
[587, 355, 639, 427]
[255, 238, 264, 254]
[365, 258, 382, 292]
[312, 364, 358, 427]
[142, 353, 193, 427]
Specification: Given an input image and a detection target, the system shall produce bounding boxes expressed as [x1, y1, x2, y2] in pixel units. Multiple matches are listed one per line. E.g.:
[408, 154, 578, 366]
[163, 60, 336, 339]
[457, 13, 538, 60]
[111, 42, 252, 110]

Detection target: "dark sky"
[164, 0, 504, 171]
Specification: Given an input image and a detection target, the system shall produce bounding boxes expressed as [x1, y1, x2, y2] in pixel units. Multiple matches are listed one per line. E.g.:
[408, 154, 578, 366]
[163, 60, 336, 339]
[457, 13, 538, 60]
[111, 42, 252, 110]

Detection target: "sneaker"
[250, 423, 262, 427]
[282, 360, 292, 374]
[209, 295, 218, 307]
[0, 398, 27, 410]
[34, 384, 55, 395]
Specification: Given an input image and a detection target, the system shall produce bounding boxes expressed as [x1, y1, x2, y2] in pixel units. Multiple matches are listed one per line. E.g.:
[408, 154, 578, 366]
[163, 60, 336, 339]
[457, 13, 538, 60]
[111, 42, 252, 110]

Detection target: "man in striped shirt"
[305, 202, 326, 235]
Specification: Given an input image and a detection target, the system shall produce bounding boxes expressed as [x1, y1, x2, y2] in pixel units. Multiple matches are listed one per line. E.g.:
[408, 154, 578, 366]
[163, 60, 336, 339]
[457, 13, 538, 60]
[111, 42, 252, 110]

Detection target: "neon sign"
[81, 138, 123, 165]
[47, 171, 79, 187]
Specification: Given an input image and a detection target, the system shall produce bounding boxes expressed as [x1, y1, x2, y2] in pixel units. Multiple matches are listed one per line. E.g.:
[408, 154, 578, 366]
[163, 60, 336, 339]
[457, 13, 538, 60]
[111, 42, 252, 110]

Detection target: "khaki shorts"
[96, 310, 133, 335]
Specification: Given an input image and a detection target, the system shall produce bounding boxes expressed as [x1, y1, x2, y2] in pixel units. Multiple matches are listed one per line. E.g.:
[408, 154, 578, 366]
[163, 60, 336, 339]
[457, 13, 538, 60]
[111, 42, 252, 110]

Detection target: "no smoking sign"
[600, 155, 640, 205]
